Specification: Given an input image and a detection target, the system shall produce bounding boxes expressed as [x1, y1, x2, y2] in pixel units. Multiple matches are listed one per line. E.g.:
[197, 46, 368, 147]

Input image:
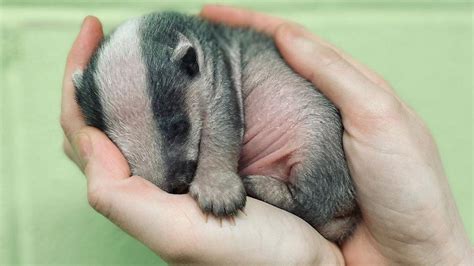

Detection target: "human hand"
[61, 16, 343, 265]
[200, 5, 473, 265]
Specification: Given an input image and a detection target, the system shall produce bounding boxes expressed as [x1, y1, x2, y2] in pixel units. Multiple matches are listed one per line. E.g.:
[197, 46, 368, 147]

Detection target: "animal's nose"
[165, 160, 197, 194]
[168, 185, 189, 194]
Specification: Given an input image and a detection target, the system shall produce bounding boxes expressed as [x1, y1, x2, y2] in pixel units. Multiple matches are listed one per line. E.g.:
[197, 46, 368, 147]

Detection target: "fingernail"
[81, 16, 92, 27]
[74, 132, 92, 169]
[80, 16, 95, 32]
[80, 17, 88, 30]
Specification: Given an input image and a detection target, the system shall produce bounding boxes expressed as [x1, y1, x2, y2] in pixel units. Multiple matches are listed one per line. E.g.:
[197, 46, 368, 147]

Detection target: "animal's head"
[73, 13, 212, 193]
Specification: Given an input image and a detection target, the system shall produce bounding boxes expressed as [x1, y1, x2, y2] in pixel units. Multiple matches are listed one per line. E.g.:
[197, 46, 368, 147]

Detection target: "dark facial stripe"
[140, 14, 196, 190]
[75, 40, 109, 131]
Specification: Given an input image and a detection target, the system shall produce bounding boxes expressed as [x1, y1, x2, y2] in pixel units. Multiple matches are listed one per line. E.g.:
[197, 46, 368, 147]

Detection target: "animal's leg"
[189, 45, 246, 217]
[243, 175, 298, 211]
[243, 167, 359, 243]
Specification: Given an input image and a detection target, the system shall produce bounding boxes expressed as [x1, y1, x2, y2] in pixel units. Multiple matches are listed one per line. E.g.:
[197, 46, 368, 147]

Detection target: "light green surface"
[1, 1, 472, 265]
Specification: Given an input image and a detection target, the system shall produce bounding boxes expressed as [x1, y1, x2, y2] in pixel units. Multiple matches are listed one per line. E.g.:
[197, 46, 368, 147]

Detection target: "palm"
[79, 124, 339, 264]
[338, 105, 455, 264]
[158, 194, 338, 264]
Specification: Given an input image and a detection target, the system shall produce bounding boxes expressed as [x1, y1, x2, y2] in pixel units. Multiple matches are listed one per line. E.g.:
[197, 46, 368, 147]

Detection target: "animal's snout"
[169, 185, 189, 194]
[165, 160, 197, 194]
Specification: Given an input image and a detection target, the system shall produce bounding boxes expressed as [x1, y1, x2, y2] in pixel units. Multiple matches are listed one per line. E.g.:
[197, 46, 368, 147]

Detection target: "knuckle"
[308, 47, 345, 84]
[87, 182, 110, 217]
[357, 91, 402, 118]
[346, 92, 405, 133]
[62, 138, 73, 158]
[87, 186, 101, 210]
[59, 114, 74, 140]
[374, 77, 391, 89]
[318, 45, 344, 68]
[59, 114, 69, 132]
[376, 93, 403, 116]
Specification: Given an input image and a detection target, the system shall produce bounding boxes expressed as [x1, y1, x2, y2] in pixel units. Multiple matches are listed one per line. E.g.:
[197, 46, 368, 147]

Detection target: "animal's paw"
[189, 172, 246, 217]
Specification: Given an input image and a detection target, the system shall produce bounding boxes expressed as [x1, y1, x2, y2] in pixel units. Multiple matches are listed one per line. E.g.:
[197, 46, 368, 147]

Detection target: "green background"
[1, 0, 472, 265]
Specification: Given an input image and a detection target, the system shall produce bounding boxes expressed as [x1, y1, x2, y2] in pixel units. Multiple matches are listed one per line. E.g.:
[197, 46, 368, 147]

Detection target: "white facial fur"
[93, 17, 166, 185]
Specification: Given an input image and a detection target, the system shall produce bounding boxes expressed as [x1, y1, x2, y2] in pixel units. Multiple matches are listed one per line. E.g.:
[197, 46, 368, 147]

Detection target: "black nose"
[166, 160, 197, 194]
[169, 185, 189, 194]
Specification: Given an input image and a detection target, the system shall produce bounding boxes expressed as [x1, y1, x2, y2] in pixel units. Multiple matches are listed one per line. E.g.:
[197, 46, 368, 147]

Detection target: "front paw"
[189, 172, 246, 217]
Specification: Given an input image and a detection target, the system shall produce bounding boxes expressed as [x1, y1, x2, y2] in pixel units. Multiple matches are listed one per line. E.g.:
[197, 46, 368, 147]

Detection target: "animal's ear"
[72, 69, 84, 89]
[180, 46, 199, 76]
[172, 33, 199, 77]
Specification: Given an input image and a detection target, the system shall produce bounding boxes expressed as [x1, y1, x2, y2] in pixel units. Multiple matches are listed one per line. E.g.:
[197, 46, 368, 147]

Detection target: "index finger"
[200, 5, 392, 92]
[200, 5, 286, 35]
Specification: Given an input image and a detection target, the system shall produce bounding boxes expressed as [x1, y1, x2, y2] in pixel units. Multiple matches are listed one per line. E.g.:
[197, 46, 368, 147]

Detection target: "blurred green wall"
[1, 0, 472, 265]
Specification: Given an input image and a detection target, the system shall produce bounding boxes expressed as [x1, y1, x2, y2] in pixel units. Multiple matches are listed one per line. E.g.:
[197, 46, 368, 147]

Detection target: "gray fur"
[74, 12, 359, 242]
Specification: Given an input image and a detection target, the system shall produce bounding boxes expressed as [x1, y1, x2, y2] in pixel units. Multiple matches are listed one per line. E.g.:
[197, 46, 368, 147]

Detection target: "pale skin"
[61, 5, 472, 265]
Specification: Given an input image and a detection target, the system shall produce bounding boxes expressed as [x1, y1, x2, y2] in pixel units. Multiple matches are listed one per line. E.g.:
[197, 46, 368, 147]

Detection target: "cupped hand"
[200, 5, 472, 265]
[61, 16, 342, 265]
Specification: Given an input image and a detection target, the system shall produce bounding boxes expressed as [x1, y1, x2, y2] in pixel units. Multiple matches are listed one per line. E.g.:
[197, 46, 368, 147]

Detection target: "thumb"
[70, 126, 131, 197]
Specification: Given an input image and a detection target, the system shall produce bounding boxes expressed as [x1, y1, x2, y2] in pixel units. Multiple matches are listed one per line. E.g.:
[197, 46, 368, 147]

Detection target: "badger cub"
[73, 12, 359, 242]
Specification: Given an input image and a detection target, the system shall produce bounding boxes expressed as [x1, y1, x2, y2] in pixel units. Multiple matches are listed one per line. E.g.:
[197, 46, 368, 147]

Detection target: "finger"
[275, 23, 398, 118]
[74, 129, 192, 258]
[63, 137, 77, 162]
[305, 34, 393, 92]
[77, 127, 130, 186]
[61, 16, 103, 140]
[63, 135, 89, 173]
[200, 4, 286, 35]
[200, 5, 392, 92]
[70, 127, 130, 219]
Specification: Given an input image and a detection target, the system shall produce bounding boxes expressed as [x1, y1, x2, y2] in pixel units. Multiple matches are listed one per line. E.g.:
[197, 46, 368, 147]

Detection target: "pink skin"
[239, 90, 302, 181]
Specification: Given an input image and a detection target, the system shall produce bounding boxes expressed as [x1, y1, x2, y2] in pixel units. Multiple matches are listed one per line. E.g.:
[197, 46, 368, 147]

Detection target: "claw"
[189, 174, 247, 219]
[229, 216, 236, 226]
